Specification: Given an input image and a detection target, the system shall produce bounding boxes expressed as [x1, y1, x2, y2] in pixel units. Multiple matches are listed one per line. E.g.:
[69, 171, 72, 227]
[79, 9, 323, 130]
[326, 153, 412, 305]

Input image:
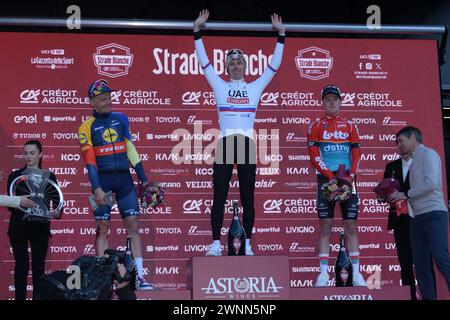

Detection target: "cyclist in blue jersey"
[194, 9, 285, 256]
[78, 80, 153, 290]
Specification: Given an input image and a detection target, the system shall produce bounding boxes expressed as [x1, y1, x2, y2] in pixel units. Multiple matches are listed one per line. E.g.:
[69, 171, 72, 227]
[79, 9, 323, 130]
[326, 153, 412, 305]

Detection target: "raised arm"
[193, 9, 225, 87]
[193, 9, 209, 33]
[251, 13, 285, 89]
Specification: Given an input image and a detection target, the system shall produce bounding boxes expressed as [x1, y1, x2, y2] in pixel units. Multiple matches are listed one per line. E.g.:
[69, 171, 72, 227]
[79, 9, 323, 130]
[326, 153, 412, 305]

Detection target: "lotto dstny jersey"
[307, 114, 361, 179]
[194, 35, 284, 139]
[78, 111, 147, 190]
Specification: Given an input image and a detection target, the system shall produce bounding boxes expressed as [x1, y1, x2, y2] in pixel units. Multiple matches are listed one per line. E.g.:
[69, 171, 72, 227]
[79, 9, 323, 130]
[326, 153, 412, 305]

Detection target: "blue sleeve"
[87, 164, 101, 190]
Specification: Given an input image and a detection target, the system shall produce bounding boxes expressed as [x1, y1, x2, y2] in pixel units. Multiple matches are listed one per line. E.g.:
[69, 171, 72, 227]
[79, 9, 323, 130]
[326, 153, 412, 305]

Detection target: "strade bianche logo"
[295, 47, 333, 80]
[201, 276, 283, 298]
[93, 43, 134, 78]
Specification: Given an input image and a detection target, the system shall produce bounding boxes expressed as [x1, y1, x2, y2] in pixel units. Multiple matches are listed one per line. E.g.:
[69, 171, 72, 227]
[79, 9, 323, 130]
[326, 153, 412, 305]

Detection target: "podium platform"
[190, 255, 290, 300]
[132, 289, 191, 300]
[290, 286, 411, 300]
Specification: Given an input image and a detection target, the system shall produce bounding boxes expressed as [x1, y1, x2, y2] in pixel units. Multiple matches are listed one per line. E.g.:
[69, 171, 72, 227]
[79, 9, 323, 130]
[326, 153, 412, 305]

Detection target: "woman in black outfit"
[7, 140, 62, 300]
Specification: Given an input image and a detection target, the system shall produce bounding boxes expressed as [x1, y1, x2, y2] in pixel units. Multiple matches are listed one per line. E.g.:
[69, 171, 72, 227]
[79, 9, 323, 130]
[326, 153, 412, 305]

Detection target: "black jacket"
[383, 158, 410, 230]
[7, 166, 61, 237]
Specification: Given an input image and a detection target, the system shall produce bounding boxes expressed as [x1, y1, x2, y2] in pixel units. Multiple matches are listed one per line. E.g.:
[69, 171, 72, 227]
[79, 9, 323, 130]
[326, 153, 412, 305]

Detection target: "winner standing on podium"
[193, 9, 285, 256]
[307, 85, 367, 287]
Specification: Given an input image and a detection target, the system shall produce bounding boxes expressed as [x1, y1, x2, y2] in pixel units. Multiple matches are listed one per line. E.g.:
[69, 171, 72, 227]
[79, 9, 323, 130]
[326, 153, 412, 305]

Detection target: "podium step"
[290, 286, 411, 300]
[190, 255, 290, 300]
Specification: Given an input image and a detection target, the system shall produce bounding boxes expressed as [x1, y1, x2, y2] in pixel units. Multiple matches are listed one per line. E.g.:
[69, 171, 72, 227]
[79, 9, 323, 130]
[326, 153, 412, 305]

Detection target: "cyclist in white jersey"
[194, 9, 285, 256]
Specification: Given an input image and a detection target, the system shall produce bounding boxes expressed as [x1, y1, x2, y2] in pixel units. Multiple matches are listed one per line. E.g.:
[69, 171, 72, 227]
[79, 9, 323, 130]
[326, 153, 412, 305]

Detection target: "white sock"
[349, 252, 360, 274]
[135, 257, 144, 278]
[319, 254, 329, 274]
[213, 240, 221, 247]
[246, 239, 251, 247]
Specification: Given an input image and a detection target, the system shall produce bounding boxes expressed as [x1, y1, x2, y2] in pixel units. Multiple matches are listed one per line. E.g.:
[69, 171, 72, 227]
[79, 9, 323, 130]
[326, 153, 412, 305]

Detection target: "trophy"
[9, 167, 64, 221]
[88, 191, 116, 211]
[227, 200, 246, 256]
[335, 232, 353, 287]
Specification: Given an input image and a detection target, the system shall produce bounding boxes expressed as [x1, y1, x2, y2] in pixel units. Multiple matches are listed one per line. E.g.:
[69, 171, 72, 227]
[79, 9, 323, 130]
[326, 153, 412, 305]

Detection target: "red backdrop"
[0, 32, 447, 299]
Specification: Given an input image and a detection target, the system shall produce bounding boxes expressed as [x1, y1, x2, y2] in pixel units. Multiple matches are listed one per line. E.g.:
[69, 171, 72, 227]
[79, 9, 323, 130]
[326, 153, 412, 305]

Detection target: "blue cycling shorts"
[93, 171, 140, 221]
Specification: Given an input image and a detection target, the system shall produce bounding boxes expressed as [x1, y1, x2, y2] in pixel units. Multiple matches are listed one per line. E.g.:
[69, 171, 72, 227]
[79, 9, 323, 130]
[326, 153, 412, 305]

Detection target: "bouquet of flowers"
[321, 180, 352, 202]
[137, 181, 166, 208]
[373, 175, 400, 203]
[373, 174, 407, 216]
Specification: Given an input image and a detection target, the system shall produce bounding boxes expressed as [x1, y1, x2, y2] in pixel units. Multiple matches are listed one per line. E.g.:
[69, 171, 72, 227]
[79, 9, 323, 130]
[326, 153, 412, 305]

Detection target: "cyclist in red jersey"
[307, 85, 367, 287]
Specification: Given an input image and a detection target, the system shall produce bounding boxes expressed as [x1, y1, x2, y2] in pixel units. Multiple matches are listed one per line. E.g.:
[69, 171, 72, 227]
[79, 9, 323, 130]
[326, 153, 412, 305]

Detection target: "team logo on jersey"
[103, 128, 118, 143]
[78, 133, 87, 144]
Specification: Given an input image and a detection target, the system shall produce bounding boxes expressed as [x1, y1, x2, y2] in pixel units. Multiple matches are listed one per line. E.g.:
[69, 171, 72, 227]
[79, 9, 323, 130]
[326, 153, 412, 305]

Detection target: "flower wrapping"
[137, 181, 166, 208]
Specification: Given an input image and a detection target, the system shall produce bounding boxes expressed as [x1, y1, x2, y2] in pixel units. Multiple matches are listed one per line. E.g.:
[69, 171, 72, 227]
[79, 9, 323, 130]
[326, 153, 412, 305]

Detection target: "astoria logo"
[201, 277, 283, 294]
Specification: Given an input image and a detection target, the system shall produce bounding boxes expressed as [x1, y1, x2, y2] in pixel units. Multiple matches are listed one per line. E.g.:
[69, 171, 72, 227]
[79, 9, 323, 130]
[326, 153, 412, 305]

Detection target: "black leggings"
[211, 135, 256, 240]
[9, 228, 49, 300]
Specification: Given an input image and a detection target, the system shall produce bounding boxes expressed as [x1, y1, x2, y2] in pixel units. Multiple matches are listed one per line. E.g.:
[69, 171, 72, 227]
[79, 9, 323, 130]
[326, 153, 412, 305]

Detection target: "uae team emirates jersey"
[194, 36, 284, 139]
